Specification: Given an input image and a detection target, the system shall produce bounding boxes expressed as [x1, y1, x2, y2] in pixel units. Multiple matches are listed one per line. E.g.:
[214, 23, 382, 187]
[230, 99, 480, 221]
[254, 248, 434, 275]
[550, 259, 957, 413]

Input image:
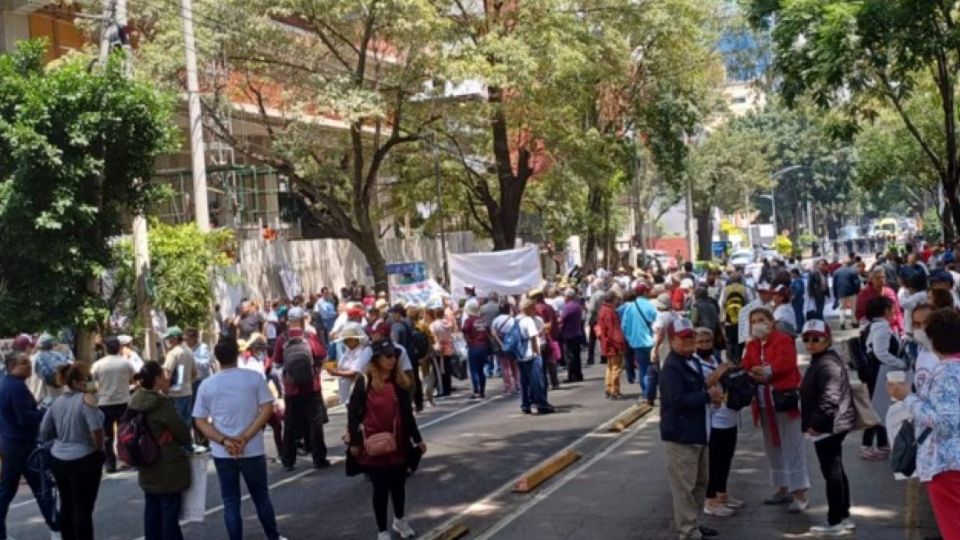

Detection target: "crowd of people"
[2, 239, 960, 539]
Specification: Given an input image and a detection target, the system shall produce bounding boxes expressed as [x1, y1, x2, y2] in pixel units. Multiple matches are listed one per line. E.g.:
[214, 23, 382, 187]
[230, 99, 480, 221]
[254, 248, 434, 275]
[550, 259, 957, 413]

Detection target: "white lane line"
[473, 409, 659, 540]
[421, 404, 652, 540]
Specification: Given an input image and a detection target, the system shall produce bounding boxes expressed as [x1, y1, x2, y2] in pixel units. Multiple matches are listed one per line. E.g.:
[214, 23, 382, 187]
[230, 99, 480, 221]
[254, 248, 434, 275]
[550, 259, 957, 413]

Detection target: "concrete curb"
[609, 402, 653, 432]
[512, 450, 582, 493]
[427, 522, 469, 540]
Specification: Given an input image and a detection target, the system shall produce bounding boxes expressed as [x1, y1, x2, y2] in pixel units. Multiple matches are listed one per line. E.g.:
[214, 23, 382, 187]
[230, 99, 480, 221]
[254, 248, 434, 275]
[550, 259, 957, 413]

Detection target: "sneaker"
[809, 523, 850, 537]
[703, 503, 736, 517]
[763, 492, 792, 505]
[788, 498, 810, 513]
[842, 519, 856, 531]
[376, 532, 392, 540]
[392, 517, 416, 539]
[536, 405, 556, 415]
[722, 496, 745, 509]
[51, 533, 62, 540]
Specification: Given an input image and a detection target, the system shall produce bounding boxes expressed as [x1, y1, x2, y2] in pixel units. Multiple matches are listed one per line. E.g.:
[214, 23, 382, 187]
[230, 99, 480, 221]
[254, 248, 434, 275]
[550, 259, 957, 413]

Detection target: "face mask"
[914, 329, 933, 351]
[751, 323, 771, 339]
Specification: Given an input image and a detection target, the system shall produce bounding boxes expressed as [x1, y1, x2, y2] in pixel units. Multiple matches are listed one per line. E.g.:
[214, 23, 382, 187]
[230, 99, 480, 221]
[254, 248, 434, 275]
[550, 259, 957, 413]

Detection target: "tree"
[124, 0, 449, 293]
[112, 222, 235, 331]
[0, 41, 176, 336]
[687, 125, 771, 258]
[747, 0, 960, 238]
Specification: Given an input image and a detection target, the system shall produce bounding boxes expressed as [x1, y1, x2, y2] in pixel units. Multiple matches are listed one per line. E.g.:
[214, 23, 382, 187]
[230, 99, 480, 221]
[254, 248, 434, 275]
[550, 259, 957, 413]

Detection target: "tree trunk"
[695, 206, 713, 260]
[944, 179, 960, 242]
[487, 86, 532, 251]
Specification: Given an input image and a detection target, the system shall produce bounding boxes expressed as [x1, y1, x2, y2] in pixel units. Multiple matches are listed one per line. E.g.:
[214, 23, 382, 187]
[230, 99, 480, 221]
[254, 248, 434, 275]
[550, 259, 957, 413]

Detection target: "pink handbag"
[549, 340, 561, 363]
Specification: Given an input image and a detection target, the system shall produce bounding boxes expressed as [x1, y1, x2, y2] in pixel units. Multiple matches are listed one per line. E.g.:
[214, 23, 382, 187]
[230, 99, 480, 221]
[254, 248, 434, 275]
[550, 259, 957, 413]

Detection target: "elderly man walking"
[559, 288, 585, 382]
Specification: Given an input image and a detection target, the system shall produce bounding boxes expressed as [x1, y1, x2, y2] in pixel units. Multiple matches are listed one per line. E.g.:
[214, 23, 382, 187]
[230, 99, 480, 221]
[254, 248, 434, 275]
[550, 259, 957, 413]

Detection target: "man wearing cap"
[660, 318, 723, 540]
[92, 336, 137, 472]
[854, 268, 903, 334]
[620, 283, 658, 399]
[269, 306, 330, 471]
[162, 326, 198, 427]
[516, 299, 555, 414]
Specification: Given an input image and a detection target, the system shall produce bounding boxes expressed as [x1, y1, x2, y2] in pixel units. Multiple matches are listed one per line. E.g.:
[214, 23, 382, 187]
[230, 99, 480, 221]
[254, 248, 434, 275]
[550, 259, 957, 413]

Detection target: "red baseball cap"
[801, 319, 831, 338]
[634, 282, 651, 295]
[667, 318, 695, 339]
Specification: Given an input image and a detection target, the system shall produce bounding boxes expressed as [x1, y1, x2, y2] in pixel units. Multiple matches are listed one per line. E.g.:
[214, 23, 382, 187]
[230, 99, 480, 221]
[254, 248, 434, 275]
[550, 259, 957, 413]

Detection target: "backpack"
[723, 285, 747, 324]
[501, 317, 530, 361]
[890, 421, 932, 477]
[282, 334, 315, 386]
[407, 325, 430, 361]
[848, 324, 872, 371]
[721, 367, 756, 411]
[117, 410, 163, 467]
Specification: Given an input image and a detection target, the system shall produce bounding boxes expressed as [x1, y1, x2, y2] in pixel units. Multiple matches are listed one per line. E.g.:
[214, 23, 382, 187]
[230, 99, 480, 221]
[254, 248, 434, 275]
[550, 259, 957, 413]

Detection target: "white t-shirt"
[517, 315, 542, 360]
[192, 368, 274, 459]
[337, 344, 373, 404]
[91, 355, 136, 406]
[773, 304, 797, 334]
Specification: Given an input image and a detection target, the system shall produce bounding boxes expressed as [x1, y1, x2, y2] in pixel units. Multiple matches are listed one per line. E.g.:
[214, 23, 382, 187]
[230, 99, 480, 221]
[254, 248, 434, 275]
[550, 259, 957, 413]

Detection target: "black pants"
[51, 451, 104, 540]
[724, 325, 741, 364]
[409, 366, 423, 412]
[858, 362, 889, 448]
[440, 356, 454, 396]
[99, 403, 126, 470]
[281, 393, 327, 468]
[707, 425, 738, 498]
[143, 492, 183, 540]
[564, 337, 583, 381]
[814, 432, 851, 526]
[369, 466, 407, 533]
[587, 323, 599, 365]
[543, 353, 560, 390]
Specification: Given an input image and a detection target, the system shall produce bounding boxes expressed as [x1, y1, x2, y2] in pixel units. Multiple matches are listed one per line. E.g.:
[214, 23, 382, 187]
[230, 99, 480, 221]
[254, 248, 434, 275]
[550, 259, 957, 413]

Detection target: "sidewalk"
[490, 408, 939, 540]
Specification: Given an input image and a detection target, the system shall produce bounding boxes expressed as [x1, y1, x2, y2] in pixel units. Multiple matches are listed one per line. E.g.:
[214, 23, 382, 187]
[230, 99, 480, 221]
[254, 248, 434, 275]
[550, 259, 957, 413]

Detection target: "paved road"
[5, 363, 637, 540]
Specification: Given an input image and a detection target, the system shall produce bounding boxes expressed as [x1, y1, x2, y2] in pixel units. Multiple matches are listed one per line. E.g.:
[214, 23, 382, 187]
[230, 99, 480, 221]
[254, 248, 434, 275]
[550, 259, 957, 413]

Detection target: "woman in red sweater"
[741, 308, 810, 512]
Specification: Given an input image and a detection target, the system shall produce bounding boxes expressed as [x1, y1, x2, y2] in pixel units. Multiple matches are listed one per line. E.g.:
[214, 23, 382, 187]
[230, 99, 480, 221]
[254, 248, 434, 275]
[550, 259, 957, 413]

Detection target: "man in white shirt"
[91, 336, 136, 473]
[193, 338, 287, 540]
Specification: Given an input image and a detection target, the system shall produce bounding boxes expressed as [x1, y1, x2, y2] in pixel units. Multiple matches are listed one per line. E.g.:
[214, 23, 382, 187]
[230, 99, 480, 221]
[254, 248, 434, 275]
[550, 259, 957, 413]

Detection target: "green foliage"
[113, 223, 235, 331]
[0, 42, 176, 336]
[922, 207, 942, 243]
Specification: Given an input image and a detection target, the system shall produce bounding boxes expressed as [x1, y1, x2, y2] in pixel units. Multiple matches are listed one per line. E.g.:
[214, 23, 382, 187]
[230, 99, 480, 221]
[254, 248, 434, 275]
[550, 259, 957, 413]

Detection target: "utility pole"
[684, 133, 696, 262]
[100, 0, 155, 360]
[432, 131, 450, 287]
[181, 0, 210, 231]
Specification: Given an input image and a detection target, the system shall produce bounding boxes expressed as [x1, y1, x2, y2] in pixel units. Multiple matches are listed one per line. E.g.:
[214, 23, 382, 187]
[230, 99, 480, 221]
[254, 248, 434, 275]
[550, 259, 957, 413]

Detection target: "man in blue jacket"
[832, 258, 863, 330]
[659, 319, 723, 540]
[0, 351, 60, 540]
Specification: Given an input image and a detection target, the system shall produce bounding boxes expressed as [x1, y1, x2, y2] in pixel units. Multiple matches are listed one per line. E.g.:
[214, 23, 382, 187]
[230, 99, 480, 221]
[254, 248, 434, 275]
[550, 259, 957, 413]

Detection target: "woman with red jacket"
[595, 291, 627, 399]
[741, 308, 810, 512]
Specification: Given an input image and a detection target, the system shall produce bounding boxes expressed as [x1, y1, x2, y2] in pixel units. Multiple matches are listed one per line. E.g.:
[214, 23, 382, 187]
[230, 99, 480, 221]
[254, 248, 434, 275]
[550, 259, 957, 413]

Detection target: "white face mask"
[914, 329, 932, 351]
[751, 322, 771, 340]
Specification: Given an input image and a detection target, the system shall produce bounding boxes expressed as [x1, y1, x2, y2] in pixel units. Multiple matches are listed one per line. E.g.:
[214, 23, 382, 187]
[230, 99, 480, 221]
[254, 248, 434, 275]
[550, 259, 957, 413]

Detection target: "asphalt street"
[5, 363, 639, 540]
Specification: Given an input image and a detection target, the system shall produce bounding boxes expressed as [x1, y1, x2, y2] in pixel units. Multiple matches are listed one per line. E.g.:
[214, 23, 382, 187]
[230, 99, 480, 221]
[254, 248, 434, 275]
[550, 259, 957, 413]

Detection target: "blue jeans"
[172, 396, 193, 428]
[631, 347, 653, 399]
[517, 357, 549, 411]
[468, 346, 489, 395]
[213, 456, 280, 540]
[0, 441, 59, 539]
[144, 492, 183, 540]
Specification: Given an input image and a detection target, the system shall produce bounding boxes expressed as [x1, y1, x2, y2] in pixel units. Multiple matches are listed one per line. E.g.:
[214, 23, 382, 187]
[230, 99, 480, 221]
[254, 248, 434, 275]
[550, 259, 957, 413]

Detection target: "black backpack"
[891, 421, 932, 477]
[849, 325, 873, 371]
[721, 368, 756, 411]
[282, 334, 315, 386]
[407, 325, 430, 361]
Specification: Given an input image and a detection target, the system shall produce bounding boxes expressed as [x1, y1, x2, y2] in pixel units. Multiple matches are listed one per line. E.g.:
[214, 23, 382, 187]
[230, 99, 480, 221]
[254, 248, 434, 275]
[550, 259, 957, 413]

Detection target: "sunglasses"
[802, 336, 824, 343]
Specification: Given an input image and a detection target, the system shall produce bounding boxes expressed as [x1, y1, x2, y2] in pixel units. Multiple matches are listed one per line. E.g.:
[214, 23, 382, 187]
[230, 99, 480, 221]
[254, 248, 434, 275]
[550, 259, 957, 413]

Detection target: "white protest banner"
[279, 266, 302, 300]
[449, 245, 543, 299]
[390, 279, 450, 307]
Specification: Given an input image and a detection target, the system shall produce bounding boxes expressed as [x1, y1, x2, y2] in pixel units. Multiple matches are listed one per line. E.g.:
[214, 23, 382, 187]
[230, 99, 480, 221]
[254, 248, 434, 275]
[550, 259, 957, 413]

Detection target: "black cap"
[371, 340, 398, 358]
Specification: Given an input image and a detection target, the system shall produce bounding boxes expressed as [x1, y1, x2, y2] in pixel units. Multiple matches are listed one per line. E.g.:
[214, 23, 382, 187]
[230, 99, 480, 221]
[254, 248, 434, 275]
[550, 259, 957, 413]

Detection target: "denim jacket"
[906, 358, 960, 482]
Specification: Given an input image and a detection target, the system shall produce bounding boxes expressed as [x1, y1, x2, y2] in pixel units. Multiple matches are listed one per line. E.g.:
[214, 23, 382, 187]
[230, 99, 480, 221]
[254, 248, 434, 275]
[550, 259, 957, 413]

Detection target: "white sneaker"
[809, 523, 851, 536]
[703, 503, 736, 517]
[787, 498, 810, 513]
[377, 532, 392, 540]
[392, 517, 416, 538]
[722, 496, 745, 509]
[50, 533, 62, 540]
[842, 519, 856, 531]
